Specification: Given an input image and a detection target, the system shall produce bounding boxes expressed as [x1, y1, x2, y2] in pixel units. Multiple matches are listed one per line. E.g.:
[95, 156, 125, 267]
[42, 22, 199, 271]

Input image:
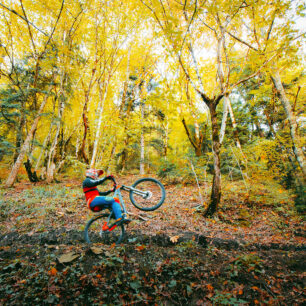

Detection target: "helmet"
[85, 169, 104, 179]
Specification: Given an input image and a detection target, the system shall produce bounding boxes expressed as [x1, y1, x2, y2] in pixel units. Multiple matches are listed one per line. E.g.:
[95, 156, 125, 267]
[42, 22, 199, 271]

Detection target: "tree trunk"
[119, 45, 131, 117]
[140, 129, 145, 174]
[34, 120, 53, 171]
[79, 97, 90, 164]
[13, 114, 25, 162]
[205, 104, 221, 217]
[90, 77, 109, 168]
[46, 72, 66, 183]
[219, 98, 242, 150]
[227, 97, 242, 149]
[46, 103, 65, 182]
[271, 70, 305, 176]
[140, 103, 145, 175]
[254, 118, 264, 138]
[164, 121, 169, 158]
[24, 159, 39, 182]
[5, 93, 50, 187]
[264, 109, 275, 137]
[106, 143, 117, 173]
[139, 84, 145, 174]
[79, 69, 96, 164]
[219, 97, 229, 145]
[182, 118, 202, 157]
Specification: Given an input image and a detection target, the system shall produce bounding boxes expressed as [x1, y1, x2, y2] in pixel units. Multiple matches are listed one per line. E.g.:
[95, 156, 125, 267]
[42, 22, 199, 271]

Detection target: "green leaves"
[130, 280, 142, 291]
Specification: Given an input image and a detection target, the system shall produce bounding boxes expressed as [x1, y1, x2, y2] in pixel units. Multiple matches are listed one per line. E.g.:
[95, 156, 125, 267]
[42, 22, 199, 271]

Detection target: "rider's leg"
[90, 196, 122, 220]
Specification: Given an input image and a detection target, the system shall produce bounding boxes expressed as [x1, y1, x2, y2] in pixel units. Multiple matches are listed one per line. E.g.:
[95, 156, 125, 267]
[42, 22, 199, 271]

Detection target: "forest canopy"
[0, 0, 305, 215]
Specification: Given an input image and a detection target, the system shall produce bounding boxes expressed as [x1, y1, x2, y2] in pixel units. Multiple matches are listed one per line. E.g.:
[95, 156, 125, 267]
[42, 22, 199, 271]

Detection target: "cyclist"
[82, 169, 130, 225]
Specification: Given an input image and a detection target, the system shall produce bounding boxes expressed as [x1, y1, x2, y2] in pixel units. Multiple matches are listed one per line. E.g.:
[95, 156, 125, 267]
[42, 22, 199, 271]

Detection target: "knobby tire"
[129, 177, 166, 211]
[84, 213, 125, 244]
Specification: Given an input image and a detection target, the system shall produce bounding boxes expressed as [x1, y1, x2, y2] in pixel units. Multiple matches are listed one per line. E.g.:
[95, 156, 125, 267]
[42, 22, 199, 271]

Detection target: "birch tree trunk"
[164, 121, 169, 158]
[34, 121, 53, 171]
[216, 17, 242, 149]
[5, 93, 50, 187]
[271, 70, 305, 176]
[46, 98, 65, 183]
[90, 77, 109, 168]
[140, 101, 145, 175]
[137, 82, 145, 175]
[219, 96, 229, 145]
[46, 67, 66, 183]
[216, 21, 228, 146]
[13, 113, 25, 162]
[227, 97, 242, 149]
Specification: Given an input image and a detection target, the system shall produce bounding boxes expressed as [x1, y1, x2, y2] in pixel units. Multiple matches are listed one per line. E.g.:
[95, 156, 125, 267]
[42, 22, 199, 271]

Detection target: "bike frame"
[101, 184, 142, 231]
[113, 185, 129, 218]
[89, 183, 150, 232]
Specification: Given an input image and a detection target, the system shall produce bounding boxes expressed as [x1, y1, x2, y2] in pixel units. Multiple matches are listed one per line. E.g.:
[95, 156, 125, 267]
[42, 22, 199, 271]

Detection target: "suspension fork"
[114, 187, 128, 217]
[121, 185, 149, 197]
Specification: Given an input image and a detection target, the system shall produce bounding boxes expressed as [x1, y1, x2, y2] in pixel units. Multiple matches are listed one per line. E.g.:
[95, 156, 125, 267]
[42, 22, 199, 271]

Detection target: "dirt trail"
[1, 228, 305, 252]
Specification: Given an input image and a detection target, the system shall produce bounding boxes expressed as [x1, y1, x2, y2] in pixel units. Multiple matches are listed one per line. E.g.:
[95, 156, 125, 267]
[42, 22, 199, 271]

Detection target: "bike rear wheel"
[84, 213, 125, 244]
[129, 178, 166, 211]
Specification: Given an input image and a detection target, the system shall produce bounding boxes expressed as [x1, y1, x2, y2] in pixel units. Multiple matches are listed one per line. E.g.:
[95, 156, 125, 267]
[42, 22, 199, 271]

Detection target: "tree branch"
[293, 86, 301, 113]
[182, 118, 198, 150]
[263, 12, 276, 52]
[0, 3, 48, 37]
[139, 0, 165, 30]
[225, 29, 258, 51]
[230, 53, 277, 90]
[42, 0, 65, 54]
[180, 0, 198, 51]
[19, 0, 37, 54]
[199, 16, 217, 34]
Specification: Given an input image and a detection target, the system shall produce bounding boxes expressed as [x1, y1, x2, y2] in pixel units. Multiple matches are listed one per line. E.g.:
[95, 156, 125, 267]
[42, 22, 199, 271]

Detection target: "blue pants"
[90, 196, 122, 220]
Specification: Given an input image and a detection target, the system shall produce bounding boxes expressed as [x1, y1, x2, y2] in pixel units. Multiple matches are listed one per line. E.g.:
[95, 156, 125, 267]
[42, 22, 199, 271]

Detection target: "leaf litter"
[0, 176, 305, 304]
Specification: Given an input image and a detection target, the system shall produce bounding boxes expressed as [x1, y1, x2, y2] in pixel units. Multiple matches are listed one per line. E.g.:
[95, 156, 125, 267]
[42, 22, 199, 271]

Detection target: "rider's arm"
[99, 190, 112, 196]
[83, 176, 109, 188]
[98, 175, 115, 195]
[83, 176, 115, 194]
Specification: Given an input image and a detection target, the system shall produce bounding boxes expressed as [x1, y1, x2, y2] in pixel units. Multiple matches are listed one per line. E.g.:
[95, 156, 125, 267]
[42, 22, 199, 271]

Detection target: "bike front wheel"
[129, 178, 166, 211]
[84, 213, 125, 244]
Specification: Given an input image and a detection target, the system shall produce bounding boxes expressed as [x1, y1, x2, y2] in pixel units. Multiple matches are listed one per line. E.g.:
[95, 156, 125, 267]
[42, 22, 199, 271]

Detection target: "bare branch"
[225, 29, 258, 51]
[263, 11, 276, 52]
[19, 0, 37, 54]
[0, 3, 48, 36]
[181, 0, 198, 51]
[67, 9, 84, 40]
[177, 55, 208, 101]
[228, 0, 248, 24]
[182, 118, 198, 150]
[159, 0, 169, 28]
[199, 16, 216, 34]
[42, 0, 65, 54]
[229, 53, 277, 90]
[139, 0, 165, 30]
[251, 5, 261, 49]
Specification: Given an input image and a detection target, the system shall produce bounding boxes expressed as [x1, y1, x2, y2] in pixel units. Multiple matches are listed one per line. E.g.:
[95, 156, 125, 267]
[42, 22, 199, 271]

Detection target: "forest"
[0, 0, 305, 304]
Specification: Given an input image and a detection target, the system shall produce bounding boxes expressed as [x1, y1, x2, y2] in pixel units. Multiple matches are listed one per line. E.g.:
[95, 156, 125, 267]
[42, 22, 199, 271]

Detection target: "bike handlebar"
[107, 176, 117, 191]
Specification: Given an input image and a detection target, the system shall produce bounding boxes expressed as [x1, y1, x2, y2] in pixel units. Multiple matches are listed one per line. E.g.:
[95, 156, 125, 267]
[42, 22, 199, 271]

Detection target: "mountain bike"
[84, 177, 166, 244]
